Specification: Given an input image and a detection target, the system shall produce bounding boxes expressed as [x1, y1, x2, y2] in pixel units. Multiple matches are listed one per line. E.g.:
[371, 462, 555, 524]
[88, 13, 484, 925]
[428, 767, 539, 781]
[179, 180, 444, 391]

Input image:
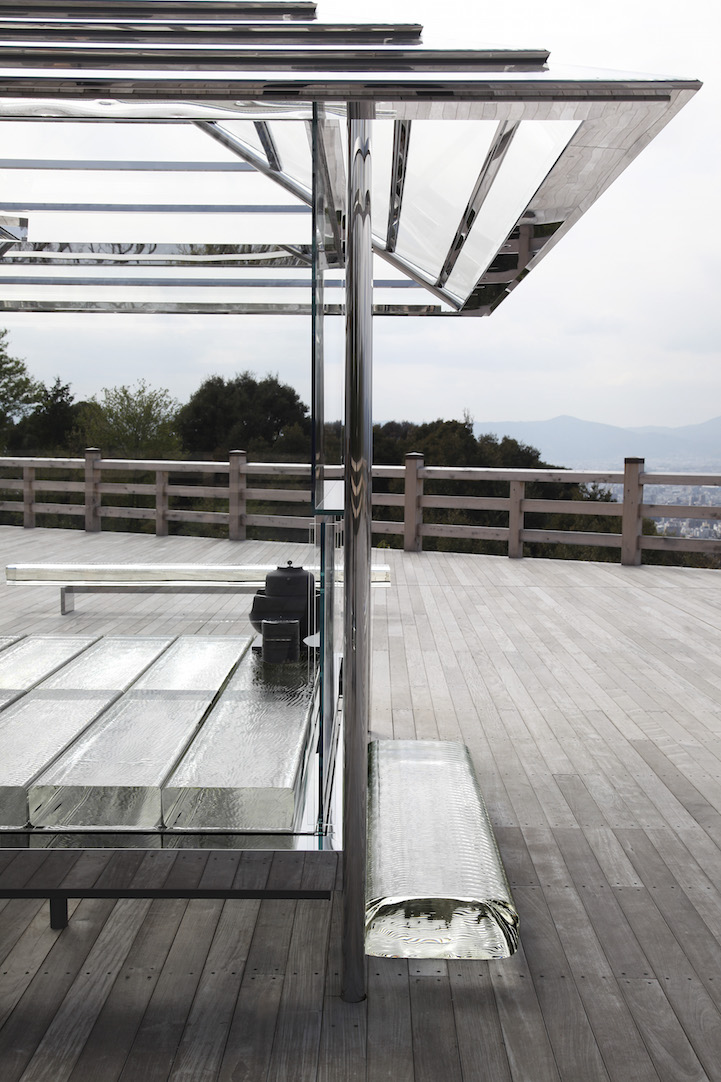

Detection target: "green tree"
[7, 377, 80, 454]
[74, 379, 182, 458]
[0, 329, 42, 448]
[177, 371, 309, 457]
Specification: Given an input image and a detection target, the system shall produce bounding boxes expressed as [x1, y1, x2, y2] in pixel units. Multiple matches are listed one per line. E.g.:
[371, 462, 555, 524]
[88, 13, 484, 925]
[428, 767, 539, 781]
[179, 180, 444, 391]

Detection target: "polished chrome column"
[342, 102, 373, 1003]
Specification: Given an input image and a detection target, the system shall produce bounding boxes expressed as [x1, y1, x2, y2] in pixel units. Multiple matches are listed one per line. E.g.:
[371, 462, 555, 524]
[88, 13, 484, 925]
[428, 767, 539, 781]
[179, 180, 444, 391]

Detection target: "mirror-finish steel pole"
[341, 101, 372, 1004]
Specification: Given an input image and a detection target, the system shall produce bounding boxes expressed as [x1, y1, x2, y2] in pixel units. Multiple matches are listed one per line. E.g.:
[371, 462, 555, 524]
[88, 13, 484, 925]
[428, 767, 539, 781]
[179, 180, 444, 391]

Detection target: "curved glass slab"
[366, 739, 519, 959]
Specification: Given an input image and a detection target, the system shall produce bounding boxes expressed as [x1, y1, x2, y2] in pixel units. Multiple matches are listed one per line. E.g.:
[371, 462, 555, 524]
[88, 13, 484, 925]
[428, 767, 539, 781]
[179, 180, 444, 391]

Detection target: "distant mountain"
[473, 415, 721, 471]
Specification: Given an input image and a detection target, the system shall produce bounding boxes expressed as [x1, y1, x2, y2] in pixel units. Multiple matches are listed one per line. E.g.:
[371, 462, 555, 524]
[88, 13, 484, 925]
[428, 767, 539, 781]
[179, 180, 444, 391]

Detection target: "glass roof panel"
[392, 120, 499, 283]
[211, 118, 268, 160]
[444, 118, 580, 303]
[0, 5, 700, 316]
[265, 120, 312, 189]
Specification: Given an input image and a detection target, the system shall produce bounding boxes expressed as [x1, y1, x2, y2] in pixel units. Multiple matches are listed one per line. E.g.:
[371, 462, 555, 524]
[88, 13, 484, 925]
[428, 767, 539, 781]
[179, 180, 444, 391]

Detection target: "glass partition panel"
[319, 518, 343, 835]
[312, 105, 345, 515]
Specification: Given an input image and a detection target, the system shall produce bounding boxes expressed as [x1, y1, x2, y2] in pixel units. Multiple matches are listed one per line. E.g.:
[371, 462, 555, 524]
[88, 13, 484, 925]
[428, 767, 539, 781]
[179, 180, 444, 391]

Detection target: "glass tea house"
[0, 0, 700, 999]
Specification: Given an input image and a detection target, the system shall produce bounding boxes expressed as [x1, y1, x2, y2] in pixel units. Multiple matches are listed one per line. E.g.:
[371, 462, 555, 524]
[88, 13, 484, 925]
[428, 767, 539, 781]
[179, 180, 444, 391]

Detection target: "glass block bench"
[366, 739, 519, 959]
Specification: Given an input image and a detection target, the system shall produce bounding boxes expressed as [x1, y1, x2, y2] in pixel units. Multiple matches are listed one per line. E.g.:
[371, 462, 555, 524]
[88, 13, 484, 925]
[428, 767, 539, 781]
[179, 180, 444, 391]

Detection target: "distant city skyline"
[1, 0, 716, 429]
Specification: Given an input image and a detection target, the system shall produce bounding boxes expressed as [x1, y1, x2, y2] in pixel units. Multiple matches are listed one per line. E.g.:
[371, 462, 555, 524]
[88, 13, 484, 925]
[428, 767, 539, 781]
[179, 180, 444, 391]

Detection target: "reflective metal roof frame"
[0, 0, 702, 1003]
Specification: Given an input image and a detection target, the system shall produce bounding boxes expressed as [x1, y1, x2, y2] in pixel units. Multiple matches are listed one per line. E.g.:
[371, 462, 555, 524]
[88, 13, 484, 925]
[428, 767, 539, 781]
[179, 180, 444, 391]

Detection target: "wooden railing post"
[508, 479, 525, 558]
[229, 449, 247, 541]
[84, 448, 101, 532]
[621, 457, 644, 566]
[404, 452, 424, 552]
[155, 469, 169, 536]
[22, 465, 35, 528]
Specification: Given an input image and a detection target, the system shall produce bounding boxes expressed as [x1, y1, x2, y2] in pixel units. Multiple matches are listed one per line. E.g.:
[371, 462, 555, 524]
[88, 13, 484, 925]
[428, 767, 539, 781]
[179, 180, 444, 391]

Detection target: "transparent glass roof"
[0, 4, 700, 316]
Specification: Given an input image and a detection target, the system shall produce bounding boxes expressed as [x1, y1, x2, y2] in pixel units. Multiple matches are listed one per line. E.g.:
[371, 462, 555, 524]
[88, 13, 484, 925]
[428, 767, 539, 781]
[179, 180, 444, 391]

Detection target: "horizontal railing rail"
[0, 450, 720, 566]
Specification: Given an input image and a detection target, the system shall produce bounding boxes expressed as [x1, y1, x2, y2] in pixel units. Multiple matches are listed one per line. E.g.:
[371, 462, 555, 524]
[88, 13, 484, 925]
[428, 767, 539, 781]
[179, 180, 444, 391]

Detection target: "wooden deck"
[2, 524, 721, 1080]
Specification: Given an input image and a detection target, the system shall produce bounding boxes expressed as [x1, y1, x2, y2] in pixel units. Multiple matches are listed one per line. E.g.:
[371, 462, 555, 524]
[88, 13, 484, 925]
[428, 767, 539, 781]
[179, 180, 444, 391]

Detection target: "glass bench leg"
[49, 895, 68, 929]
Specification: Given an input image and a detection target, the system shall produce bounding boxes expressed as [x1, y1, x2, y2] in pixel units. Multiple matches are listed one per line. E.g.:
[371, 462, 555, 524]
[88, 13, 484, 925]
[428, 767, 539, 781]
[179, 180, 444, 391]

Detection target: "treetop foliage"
[75, 380, 182, 459]
[0, 329, 43, 448]
[176, 371, 309, 458]
[8, 377, 80, 455]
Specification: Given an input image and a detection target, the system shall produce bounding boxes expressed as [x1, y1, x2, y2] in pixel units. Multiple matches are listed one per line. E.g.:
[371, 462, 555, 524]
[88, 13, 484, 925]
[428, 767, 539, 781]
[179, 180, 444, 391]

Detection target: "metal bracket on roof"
[386, 119, 411, 255]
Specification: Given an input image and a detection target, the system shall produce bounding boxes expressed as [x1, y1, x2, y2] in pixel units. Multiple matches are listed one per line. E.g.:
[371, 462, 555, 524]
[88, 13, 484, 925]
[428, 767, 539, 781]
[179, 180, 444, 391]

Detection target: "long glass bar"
[163, 649, 316, 831]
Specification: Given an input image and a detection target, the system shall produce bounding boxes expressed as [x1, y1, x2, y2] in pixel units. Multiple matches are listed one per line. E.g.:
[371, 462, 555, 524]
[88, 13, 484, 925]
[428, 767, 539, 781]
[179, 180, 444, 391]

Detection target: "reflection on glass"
[162, 833, 299, 850]
[210, 120, 267, 161]
[0, 638, 173, 826]
[132, 636, 251, 691]
[0, 636, 94, 706]
[370, 118, 394, 247]
[1, 694, 113, 827]
[445, 119, 580, 303]
[31, 832, 162, 850]
[269, 120, 313, 190]
[394, 121, 498, 282]
[319, 520, 343, 826]
[365, 740, 519, 959]
[42, 636, 171, 690]
[30, 693, 224, 828]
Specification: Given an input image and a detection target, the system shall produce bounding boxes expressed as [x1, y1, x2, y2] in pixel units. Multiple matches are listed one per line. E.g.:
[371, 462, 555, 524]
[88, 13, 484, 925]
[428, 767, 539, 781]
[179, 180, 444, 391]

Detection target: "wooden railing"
[1, 450, 720, 566]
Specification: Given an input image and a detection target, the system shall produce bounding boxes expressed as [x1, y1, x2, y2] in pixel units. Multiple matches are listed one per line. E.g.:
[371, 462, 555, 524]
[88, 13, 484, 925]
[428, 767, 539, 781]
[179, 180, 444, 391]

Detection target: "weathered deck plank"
[1, 525, 721, 1078]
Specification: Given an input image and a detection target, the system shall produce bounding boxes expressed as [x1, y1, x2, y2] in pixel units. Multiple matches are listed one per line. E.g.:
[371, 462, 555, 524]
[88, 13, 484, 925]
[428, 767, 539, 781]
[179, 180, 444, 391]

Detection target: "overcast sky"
[1, 0, 716, 429]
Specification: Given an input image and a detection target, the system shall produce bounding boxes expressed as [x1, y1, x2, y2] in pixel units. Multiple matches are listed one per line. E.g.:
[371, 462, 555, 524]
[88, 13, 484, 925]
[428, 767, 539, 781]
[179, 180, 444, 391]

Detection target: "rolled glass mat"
[366, 739, 519, 959]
